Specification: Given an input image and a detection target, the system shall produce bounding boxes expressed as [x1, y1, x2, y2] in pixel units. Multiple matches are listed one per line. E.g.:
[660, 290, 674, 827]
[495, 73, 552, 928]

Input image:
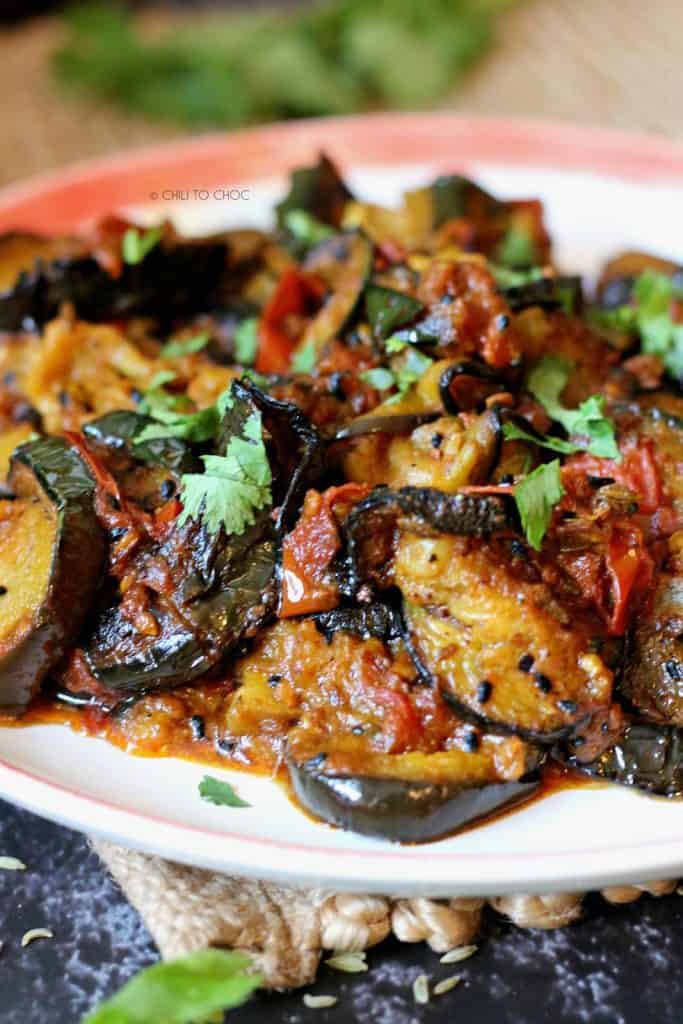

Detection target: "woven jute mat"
[3, 0, 683, 986]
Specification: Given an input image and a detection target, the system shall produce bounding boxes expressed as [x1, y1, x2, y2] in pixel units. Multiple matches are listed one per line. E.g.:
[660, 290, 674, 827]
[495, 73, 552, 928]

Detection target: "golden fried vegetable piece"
[345, 409, 500, 492]
[396, 534, 613, 742]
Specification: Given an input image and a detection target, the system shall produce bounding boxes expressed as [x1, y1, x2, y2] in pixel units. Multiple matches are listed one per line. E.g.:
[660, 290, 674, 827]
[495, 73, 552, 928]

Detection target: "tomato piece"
[563, 439, 663, 515]
[279, 483, 371, 618]
[256, 268, 326, 374]
[604, 524, 654, 635]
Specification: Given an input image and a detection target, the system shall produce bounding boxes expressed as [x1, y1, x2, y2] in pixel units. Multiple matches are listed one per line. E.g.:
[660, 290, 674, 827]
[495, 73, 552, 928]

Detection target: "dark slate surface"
[1, 797, 682, 1024]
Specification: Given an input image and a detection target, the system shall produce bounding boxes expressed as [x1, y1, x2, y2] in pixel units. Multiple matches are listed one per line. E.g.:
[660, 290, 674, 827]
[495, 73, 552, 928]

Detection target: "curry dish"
[0, 155, 681, 842]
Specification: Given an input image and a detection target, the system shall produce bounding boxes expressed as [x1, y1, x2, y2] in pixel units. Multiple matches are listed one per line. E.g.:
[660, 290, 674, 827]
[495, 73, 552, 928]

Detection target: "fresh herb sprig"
[592, 269, 683, 378]
[178, 409, 272, 535]
[526, 355, 620, 459]
[54, 1, 513, 129]
[514, 459, 565, 551]
[82, 949, 260, 1024]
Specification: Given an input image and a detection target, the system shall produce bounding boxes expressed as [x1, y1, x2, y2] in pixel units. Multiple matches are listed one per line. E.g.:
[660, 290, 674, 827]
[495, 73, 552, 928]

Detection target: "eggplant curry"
[0, 156, 681, 843]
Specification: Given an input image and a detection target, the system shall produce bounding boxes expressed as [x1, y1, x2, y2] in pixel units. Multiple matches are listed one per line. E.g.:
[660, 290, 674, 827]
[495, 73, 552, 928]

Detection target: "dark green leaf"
[82, 948, 259, 1023]
[364, 284, 423, 340]
[199, 775, 252, 808]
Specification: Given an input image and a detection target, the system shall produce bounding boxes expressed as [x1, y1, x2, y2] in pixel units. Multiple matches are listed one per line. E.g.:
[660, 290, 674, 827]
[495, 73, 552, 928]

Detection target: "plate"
[1, 115, 683, 896]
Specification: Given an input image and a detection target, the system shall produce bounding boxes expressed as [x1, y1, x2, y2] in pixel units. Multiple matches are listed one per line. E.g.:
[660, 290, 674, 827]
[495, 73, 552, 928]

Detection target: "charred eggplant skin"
[82, 381, 323, 698]
[558, 723, 683, 797]
[0, 240, 228, 332]
[288, 756, 539, 842]
[0, 438, 105, 711]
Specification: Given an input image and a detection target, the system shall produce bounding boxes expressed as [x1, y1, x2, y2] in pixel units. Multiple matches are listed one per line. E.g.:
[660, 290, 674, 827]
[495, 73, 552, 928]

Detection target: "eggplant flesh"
[342, 485, 509, 597]
[395, 532, 612, 744]
[288, 756, 539, 842]
[560, 723, 683, 797]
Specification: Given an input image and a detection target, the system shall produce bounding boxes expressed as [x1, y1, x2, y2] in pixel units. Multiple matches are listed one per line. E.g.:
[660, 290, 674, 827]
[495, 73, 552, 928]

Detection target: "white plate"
[1, 117, 683, 895]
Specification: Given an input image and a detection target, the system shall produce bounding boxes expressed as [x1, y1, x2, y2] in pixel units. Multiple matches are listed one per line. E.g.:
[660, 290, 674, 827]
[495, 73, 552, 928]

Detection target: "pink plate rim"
[0, 113, 683, 234]
[1, 112, 683, 891]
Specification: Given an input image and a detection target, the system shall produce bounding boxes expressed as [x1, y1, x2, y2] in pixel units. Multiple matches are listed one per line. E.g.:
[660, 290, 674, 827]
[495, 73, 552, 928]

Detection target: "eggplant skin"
[559, 723, 683, 797]
[619, 574, 683, 725]
[288, 758, 538, 842]
[0, 437, 105, 711]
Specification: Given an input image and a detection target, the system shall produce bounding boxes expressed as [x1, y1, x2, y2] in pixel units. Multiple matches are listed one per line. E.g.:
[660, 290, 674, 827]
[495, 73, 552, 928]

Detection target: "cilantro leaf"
[291, 338, 317, 373]
[502, 421, 579, 455]
[284, 209, 333, 247]
[138, 372, 189, 418]
[514, 460, 564, 551]
[160, 332, 210, 358]
[122, 226, 162, 266]
[233, 317, 259, 365]
[495, 225, 537, 268]
[360, 367, 395, 390]
[134, 406, 220, 445]
[389, 347, 433, 403]
[82, 949, 259, 1024]
[592, 269, 683, 378]
[527, 356, 620, 460]
[178, 410, 272, 535]
[490, 264, 544, 289]
[199, 775, 251, 808]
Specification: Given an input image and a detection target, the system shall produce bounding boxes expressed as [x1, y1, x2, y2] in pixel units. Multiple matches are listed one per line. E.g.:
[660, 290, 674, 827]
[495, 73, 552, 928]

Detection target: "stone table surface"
[1, 799, 682, 1023]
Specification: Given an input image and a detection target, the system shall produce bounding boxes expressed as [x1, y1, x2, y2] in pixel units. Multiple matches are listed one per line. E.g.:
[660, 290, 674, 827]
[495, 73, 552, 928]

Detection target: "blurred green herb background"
[52, 0, 517, 127]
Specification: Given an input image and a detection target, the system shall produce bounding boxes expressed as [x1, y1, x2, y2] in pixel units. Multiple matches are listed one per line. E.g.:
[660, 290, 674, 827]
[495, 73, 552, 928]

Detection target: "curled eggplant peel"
[0, 237, 230, 333]
[63, 381, 323, 704]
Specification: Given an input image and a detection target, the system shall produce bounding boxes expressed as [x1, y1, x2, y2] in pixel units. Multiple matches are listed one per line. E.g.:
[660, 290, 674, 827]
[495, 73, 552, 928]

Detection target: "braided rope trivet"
[91, 839, 677, 990]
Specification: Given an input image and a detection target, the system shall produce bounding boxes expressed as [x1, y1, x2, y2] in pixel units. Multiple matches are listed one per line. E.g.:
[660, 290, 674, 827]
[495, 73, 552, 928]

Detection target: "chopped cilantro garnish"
[514, 459, 565, 551]
[360, 367, 395, 391]
[233, 317, 259, 365]
[527, 355, 620, 460]
[388, 347, 433, 404]
[160, 331, 210, 358]
[82, 949, 259, 1023]
[284, 209, 333, 247]
[138, 371, 188, 418]
[121, 226, 162, 265]
[490, 264, 544, 289]
[135, 405, 220, 445]
[178, 410, 272, 535]
[199, 775, 251, 808]
[502, 421, 579, 455]
[593, 269, 683, 378]
[291, 338, 318, 373]
[495, 225, 537, 268]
